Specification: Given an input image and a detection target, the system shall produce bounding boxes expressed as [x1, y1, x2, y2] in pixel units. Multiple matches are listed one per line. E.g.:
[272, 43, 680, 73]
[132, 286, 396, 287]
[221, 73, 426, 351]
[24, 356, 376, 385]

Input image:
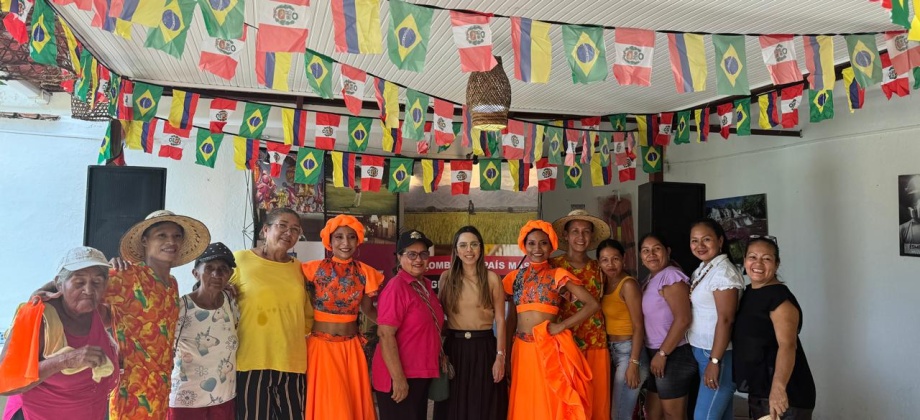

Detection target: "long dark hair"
[690, 217, 733, 263]
[440, 226, 493, 314]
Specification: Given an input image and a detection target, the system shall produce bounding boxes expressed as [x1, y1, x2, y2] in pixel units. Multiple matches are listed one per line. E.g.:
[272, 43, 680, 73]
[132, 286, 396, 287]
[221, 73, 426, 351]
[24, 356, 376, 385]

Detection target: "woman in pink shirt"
[372, 230, 444, 420]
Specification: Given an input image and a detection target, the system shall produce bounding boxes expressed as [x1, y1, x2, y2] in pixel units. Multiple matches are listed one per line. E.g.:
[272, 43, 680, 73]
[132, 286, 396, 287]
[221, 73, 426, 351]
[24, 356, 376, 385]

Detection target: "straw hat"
[552, 209, 611, 251]
[119, 210, 211, 267]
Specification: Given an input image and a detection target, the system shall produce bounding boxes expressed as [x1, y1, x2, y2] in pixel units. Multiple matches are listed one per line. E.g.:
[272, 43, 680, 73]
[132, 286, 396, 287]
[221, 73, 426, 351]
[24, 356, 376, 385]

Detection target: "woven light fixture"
[466, 56, 511, 131]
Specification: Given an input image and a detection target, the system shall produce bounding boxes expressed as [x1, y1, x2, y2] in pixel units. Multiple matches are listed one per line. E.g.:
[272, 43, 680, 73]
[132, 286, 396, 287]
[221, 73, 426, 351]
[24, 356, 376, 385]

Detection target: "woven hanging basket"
[466, 56, 511, 131]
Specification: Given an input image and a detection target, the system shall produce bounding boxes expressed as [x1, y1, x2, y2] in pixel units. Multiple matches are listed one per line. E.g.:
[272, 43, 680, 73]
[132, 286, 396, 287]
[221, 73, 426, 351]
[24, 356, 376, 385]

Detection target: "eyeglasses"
[749, 235, 778, 245]
[402, 251, 431, 261]
[457, 242, 481, 250]
[271, 223, 303, 236]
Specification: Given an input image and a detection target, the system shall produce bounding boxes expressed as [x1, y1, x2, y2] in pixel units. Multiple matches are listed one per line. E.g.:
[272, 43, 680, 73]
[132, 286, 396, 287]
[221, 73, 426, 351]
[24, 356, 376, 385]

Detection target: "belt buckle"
[464, 331, 472, 339]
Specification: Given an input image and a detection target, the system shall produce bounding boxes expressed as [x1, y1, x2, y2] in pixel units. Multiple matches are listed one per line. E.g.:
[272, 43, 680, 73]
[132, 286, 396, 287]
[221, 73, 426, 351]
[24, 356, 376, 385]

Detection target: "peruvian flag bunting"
[450, 160, 473, 195]
[200, 27, 247, 80]
[360, 155, 384, 192]
[116, 79, 134, 121]
[314, 112, 340, 150]
[656, 112, 673, 146]
[156, 123, 187, 161]
[432, 99, 455, 147]
[449, 11, 497, 72]
[780, 84, 804, 128]
[716, 103, 734, 139]
[95, 66, 111, 105]
[536, 158, 558, 192]
[884, 32, 920, 76]
[881, 52, 910, 99]
[613, 28, 656, 87]
[613, 132, 636, 182]
[256, 0, 311, 53]
[759, 35, 803, 85]
[417, 121, 431, 155]
[340, 64, 366, 116]
[564, 121, 578, 167]
[209, 98, 237, 134]
[266, 142, 292, 177]
[502, 119, 526, 160]
[3, 0, 32, 44]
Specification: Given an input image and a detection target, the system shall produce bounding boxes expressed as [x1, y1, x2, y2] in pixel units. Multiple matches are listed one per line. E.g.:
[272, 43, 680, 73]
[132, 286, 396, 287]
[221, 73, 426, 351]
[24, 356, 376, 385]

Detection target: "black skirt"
[432, 329, 509, 420]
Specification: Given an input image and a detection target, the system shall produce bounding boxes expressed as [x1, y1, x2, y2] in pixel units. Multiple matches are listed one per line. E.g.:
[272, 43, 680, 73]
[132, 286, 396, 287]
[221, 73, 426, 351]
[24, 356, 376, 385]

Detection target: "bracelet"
[629, 359, 640, 366]
[496, 350, 506, 358]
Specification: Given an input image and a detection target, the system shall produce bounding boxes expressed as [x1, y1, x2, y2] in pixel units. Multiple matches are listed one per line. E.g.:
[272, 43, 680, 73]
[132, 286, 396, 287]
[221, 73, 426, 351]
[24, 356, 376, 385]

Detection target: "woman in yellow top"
[551, 210, 612, 420]
[301, 215, 382, 420]
[503, 220, 600, 420]
[597, 239, 649, 420]
[231, 208, 314, 420]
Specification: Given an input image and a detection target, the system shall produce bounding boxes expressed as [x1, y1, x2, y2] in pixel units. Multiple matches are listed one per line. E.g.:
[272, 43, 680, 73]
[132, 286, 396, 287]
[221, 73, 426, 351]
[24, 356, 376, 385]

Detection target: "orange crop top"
[601, 276, 635, 336]
[502, 261, 582, 315]
[302, 257, 383, 323]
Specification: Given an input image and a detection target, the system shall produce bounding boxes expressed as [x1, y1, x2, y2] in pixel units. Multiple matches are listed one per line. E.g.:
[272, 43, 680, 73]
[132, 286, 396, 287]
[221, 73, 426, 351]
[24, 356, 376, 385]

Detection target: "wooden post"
[106, 119, 123, 165]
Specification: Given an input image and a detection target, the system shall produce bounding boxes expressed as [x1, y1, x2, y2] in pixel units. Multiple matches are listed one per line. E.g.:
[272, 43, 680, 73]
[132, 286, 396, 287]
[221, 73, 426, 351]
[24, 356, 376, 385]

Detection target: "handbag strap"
[409, 279, 446, 359]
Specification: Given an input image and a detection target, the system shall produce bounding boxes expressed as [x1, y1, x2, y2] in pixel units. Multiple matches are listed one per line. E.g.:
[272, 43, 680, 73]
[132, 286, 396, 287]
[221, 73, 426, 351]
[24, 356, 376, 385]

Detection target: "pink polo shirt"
[372, 270, 444, 392]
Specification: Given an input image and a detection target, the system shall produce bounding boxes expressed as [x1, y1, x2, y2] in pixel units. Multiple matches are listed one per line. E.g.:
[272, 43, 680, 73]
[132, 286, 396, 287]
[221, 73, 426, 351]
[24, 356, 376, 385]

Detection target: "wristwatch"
[657, 350, 668, 358]
[710, 357, 721, 365]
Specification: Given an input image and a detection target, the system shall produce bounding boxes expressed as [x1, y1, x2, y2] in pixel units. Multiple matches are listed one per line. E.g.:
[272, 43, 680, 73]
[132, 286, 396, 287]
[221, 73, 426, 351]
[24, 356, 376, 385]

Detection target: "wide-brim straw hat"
[552, 209, 611, 251]
[119, 210, 211, 267]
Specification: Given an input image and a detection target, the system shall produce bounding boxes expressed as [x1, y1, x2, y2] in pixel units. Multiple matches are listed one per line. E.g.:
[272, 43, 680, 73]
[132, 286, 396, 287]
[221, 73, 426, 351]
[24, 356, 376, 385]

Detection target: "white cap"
[57, 246, 110, 272]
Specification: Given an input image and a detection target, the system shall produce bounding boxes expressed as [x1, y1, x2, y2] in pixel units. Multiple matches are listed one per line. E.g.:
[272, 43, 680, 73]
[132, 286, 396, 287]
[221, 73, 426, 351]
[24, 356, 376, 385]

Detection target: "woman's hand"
[625, 362, 640, 389]
[390, 377, 409, 403]
[547, 322, 566, 335]
[650, 352, 667, 378]
[704, 362, 721, 390]
[109, 257, 132, 271]
[61, 345, 108, 370]
[492, 356, 505, 383]
[769, 384, 789, 419]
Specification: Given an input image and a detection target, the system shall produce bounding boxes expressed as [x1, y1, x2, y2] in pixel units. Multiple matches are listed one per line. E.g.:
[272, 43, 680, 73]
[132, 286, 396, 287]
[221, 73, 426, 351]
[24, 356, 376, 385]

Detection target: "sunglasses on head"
[749, 234, 778, 245]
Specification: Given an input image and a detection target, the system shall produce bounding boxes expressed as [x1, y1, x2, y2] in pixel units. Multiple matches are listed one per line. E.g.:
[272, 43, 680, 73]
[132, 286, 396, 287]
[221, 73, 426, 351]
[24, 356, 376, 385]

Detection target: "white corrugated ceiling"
[54, 0, 904, 116]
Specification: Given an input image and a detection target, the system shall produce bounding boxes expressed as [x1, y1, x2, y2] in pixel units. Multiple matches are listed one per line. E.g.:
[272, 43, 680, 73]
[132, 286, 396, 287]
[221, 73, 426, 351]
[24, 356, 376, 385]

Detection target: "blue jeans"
[691, 346, 735, 420]
[608, 340, 649, 420]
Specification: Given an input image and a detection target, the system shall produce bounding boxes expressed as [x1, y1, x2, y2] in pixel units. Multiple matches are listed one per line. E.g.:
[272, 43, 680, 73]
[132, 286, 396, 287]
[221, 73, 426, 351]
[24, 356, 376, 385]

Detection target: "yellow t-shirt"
[230, 250, 313, 373]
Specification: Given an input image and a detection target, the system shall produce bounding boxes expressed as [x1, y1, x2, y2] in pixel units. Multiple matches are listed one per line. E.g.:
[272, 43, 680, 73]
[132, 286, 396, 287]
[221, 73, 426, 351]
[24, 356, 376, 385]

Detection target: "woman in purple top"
[639, 233, 695, 420]
[373, 230, 445, 420]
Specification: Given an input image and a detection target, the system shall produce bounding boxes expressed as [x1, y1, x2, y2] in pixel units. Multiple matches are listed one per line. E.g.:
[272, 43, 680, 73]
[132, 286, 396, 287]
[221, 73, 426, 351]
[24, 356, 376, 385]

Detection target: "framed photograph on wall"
[898, 174, 920, 257]
[705, 193, 768, 264]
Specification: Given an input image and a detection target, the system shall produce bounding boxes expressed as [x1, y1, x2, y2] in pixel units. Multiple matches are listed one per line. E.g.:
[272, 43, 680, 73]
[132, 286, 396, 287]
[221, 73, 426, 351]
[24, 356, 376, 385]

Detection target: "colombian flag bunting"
[199, 27, 247, 80]
[450, 160, 473, 195]
[305, 50, 334, 99]
[881, 52, 910, 99]
[331, 151, 357, 188]
[734, 98, 751, 136]
[432, 99, 455, 147]
[449, 10, 497, 72]
[281, 108, 308, 146]
[564, 162, 583, 189]
[508, 160, 530, 192]
[635, 114, 657, 147]
[613, 27, 655, 87]
[265, 142, 291, 177]
[528, 123, 545, 163]
[295, 146, 324, 185]
[842, 67, 866, 112]
[673, 111, 691, 144]
[60, 19, 83, 74]
[387, 0, 433, 72]
[29, 0, 57, 66]
[110, 0, 165, 28]
[3, 0, 32, 44]
[402, 89, 429, 141]
[694, 107, 710, 142]
[802, 35, 835, 91]
[374, 78, 399, 127]
[780, 84, 803, 128]
[667, 33, 707, 93]
[759, 35, 803, 85]
[132, 82, 163, 122]
[461, 105, 476, 150]
[256, 0, 311, 53]
[479, 159, 501, 191]
[314, 112, 340, 150]
[348, 116, 372, 152]
[656, 112, 673, 146]
[421, 159, 444, 193]
[590, 153, 614, 187]
[144, 0, 196, 58]
[125, 119, 158, 152]
[757, 92, 780, 129]
[91, 0, 130, 37]
[209, 98, 237, 134]
[233, 136, 260, 170]
[716, 103, 734, 139]
[256, 51, 292, 91]
[197, 0, 245, 39]
[165, 89, 200, 137]
[536, 158, 557, 192]
[340, 64, 367, 115]
[713, 35, 750, 95]
[511, 16, 551, 83]
[380, 119, 403, 154]
[502, 120, 526, 160]
[562, 24, 608, 83]
[98, 124, 112, 164]
[239, 102, 271, 138]
[360, 155, 384, 191]
[846, 34, 882, 88]
[388, 158, 414, 192]
[331, 0, 382, 54]
[195, 129, 223, 168]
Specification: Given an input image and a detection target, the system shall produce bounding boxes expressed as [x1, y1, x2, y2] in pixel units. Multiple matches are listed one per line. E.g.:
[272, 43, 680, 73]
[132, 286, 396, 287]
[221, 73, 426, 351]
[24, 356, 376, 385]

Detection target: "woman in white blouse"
[687, 219, 744, 420]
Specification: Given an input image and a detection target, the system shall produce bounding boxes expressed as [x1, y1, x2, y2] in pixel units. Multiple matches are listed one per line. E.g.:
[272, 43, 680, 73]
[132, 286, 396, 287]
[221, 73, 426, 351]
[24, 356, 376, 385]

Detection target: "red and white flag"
[881, 52, 910, 99]
[656, 112, 673, 146]
[360, 155, 384, 192]
[581, 117, 600, 163]
[417, 122, 431, 155]
[340, 64, 366, 116]
[432, 99, 455, 147]
[502, 120, 526, 160]
[536, 158, 557, 192]
[449, 11, 497, 73]
[314, 112, 340, 150]
[266, 143, 292, 177]
[200, 28, 247, 80]
[116, 79, 134, 121]
[716, 103, 734, 139]
[95, 66, 111, 105]
[884, 31, 920, 76]
[613, 28, 655, 86]
[759, 35, 803, 85]
[2, 0, 32, 44]
[613, 132, 636, 182]
[209, 99, 237, 134]
[156, 123, 187, 161]
[256, 0, 311, 52]
[450, 160, 473, 195]
[780, 84, 803, 128]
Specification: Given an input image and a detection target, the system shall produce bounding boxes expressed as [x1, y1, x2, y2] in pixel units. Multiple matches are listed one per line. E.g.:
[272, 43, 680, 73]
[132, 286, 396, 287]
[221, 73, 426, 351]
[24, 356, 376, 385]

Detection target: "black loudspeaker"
[637, 182, 706, 280]
[84, 166, 167, 260]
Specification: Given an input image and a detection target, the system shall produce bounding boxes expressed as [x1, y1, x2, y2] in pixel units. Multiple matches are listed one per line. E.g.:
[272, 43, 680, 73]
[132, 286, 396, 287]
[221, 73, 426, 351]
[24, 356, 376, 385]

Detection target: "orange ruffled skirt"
[305, 332, 376, 420]
[508, 321, 593, 420]
[585, 347, 611, 420]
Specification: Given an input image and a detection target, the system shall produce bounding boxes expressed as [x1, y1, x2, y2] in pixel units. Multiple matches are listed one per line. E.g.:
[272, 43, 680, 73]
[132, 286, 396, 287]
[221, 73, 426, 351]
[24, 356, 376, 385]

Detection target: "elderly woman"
[168, 243, 240, 419]
[301, 215, 382, 420]
[551, 210, 612, 420]
[733, 237, 815, 419]
[372, 230, 443, 420]
[231, 207, 313, 420]
[504, 220, 600, 420]
[0, 246, 119, 420]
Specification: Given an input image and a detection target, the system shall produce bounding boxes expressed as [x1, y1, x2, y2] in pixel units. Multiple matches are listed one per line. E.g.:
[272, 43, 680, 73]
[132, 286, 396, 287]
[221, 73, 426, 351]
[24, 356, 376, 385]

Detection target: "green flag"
[641, 145, 662, 173]
[239, 102, 271, 138]
[674, 110, 691, 144]
[485, 130, 500, 157]
[562, 24, 608, 84]
[890, 0, 911, 29]
[845, 34, 882, 88]
[295, 147, 324, 185]
[28, 0, 57, 65]
[74, 50, 95, 103]
[564, 162, 583, 188]
[107, 74, 121, 117]
[607, 113, 627, 131]
[197, 0, 245, 39]
[402, 89, 429, 141]
[913, 67, 920, 90]
[546, 126, 564, 164]
[597, 132, 612, 165]
[195, 129, 224, 168]
[809, 89, 835, 123]
[304, 50, 334, 99]
[387, 0, 433, 72]
[734, 98, 751, 136]
[144, 0, 196, 58]
[388, 157, 414, 192]
[133, 82, 164, 122]
[98, 124, 112, 164]
[713, 35, 749, 95]
[347, 117, 372, 152]
[479, 159, 501, 191]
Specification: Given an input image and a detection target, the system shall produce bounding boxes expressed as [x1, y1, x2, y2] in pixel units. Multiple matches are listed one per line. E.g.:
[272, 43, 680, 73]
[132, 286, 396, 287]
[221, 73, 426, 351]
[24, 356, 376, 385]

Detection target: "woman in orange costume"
[504, 220, 600, 420]
[301, 215, 381, 420]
